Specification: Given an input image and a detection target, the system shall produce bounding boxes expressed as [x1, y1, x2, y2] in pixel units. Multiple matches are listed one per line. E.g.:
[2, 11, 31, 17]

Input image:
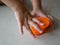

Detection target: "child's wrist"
[12, 5, 27, 13]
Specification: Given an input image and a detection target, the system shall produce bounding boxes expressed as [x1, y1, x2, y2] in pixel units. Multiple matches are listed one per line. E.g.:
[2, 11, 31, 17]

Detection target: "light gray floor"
[0, 0, 60, 45]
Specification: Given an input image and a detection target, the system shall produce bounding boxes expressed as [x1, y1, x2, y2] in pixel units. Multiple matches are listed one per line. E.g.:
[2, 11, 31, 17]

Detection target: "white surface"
[0, 0, 60, 45]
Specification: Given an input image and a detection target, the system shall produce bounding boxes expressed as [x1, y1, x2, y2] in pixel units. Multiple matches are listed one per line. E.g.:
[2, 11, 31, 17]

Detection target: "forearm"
[1, 0, 28, 12]
[31, 0, 42, 11]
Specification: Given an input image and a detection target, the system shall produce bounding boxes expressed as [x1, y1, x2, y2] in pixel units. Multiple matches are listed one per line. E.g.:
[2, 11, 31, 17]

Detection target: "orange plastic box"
[30, 16, 52, 36]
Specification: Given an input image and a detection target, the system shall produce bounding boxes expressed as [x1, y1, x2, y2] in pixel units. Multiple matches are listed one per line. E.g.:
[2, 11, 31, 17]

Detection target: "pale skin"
[0, 0, 53, 37]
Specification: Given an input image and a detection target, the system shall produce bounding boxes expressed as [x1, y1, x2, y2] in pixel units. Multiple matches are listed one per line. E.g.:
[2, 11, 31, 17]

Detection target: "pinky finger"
[18, 22, 24, 35]
[20, 23, 24, 35]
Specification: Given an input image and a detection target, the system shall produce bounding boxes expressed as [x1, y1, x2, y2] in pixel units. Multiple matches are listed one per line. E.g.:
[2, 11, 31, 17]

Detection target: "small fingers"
[24, 18, 36, 38]
[32, 18, 43, 33]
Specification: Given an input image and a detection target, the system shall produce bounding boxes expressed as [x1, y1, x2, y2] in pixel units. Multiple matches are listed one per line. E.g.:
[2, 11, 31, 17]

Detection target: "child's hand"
[14, 9, 37, 38]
